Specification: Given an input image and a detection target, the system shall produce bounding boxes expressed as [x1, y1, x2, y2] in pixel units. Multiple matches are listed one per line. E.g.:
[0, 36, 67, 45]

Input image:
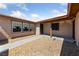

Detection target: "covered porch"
[39, 18, 75, 43]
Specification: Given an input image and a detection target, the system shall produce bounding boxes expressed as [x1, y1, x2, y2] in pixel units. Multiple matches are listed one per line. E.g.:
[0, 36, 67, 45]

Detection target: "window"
[12, 21, 22, 32]
[12, 21, 35, 32]
[51, 23, 59, 30]
[29, 24, 34, 31]
[23, 23, 29, 31]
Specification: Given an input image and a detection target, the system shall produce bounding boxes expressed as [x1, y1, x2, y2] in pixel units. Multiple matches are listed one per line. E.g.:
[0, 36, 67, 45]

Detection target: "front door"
[72, 20, 75, 40]
[40, 24, 43, 34]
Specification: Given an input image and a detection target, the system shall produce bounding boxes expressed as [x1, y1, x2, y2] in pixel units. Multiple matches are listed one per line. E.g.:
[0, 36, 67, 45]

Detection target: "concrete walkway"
[0, 35, 43, 53]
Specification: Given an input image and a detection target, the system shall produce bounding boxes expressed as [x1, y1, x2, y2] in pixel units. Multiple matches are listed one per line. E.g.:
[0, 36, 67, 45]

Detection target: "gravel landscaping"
[9, 36, 63, 56]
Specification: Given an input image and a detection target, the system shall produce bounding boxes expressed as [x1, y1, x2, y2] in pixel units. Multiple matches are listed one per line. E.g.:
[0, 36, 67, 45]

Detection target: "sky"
[0, 3, 68, 22]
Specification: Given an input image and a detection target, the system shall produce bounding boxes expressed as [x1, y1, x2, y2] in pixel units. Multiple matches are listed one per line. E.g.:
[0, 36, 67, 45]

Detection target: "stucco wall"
[43, 23, 51, 35]
[43, 20, 73, 38]
[0, 16, 35, 40]
[11, 31, 34, 38]
[75, 11, 79, 46]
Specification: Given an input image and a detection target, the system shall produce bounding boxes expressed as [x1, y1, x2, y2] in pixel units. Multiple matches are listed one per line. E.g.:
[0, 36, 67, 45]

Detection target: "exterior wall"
[52, 21, 72, 38]
[0, 16, 35, 40]
[0, 16, 11, 40]
[43, 23, 51, 35]
[43, 20, 73, 38]
[11, 31, 34, 38]
[75, 11, 79, 46]
[36, 23, 40, 35]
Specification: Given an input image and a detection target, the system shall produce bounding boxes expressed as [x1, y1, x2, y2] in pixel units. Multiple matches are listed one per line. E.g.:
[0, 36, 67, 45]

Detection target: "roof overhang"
[37, 15, 68, 23]
[68, 3, 79, 17]
[0, 14, 36, 24]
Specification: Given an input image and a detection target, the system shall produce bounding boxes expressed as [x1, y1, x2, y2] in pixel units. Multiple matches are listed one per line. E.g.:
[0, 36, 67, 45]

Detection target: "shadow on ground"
[0, 39, 8, 45]
[0, 39, 8, 56]
[60, 41, 79, 56]
[0, 50, 8, 56]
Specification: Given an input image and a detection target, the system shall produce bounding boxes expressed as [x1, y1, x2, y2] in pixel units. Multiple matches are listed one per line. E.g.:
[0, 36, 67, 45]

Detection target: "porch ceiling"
[69, 3, 79, 17]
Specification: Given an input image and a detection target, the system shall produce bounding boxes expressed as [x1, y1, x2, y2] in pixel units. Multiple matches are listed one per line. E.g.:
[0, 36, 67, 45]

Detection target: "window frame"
[22, 22, 30, 32]
[29, 23, 35, 31]
[11, 20, 35, 33]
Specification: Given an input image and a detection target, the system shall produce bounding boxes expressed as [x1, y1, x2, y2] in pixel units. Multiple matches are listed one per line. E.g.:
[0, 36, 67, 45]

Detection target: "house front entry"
[40, 24, 43, 34]
[72, 20, 75, 42]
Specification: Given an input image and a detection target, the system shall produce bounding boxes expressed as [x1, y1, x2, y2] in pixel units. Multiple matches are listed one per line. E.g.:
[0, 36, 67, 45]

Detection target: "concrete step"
[64, 38, 75, 43]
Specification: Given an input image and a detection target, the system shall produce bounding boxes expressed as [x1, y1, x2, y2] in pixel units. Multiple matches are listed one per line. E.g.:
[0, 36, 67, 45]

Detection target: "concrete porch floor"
[0, 35, 78, 56]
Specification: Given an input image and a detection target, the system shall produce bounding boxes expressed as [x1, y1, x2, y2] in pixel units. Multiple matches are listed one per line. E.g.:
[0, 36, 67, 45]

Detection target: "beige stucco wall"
[43, 23, 51, 35]
[43, 20, 73, 38]
[11, 31, 34, 38]
[75, 11, 79, 46]
[0, 16, 35, 40]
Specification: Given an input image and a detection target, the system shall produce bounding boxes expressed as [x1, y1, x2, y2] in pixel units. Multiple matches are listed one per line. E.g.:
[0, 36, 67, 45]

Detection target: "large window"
[12, 21, 35, 32]
[12, 21, 22, 32]
[23, 23, 29, 31]
[51, 23, 59, 30]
